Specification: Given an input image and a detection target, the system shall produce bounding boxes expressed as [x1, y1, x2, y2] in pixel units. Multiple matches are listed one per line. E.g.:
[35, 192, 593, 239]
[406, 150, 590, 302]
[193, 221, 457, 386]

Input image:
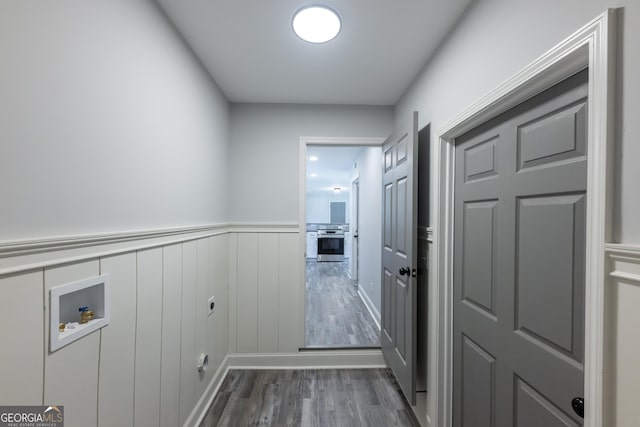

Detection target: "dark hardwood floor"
[305, 260, 380, 347]
[200, 369, 421, 427]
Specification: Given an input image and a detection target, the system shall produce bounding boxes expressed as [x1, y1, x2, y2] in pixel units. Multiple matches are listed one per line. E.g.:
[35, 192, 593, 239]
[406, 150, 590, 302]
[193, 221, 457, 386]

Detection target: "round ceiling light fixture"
[292, 5, 341, 44]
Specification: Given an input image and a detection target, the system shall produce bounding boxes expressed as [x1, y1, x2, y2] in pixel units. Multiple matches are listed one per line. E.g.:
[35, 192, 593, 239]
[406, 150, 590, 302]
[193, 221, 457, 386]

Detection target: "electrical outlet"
[207, 296, 215, 316]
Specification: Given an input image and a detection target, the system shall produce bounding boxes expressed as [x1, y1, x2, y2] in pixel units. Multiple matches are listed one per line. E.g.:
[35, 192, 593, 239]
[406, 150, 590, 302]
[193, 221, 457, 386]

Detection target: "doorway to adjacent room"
[301, 139, 383, 348]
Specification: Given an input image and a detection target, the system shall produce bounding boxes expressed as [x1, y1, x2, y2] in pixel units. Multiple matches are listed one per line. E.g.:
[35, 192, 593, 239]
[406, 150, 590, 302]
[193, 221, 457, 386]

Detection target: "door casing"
[430, 10, 616, 427]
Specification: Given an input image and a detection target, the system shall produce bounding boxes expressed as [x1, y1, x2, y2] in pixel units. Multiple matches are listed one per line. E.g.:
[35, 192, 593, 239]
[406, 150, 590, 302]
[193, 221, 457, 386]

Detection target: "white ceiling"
[157, 0, 473, 105]
[306, 146, 366, 195]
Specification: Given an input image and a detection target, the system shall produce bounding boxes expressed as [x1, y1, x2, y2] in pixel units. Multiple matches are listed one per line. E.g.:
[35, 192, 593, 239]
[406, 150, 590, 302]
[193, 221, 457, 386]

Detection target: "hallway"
[305, 260, 380, 347]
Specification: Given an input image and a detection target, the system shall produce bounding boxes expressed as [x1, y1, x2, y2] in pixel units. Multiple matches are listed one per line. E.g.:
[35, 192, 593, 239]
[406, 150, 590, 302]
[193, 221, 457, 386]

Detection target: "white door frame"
[298, 136, 386, 347]
[430, 10, 616, 427]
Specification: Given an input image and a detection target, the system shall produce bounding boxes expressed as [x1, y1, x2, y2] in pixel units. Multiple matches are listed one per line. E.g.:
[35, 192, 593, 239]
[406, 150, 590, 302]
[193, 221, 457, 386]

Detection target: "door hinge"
[412, 268, 417, 277]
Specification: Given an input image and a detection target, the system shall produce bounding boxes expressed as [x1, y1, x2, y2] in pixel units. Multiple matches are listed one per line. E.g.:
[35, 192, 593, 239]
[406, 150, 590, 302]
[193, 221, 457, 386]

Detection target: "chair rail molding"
[0, 223, 301, 276]
[606, 244, 640, 281]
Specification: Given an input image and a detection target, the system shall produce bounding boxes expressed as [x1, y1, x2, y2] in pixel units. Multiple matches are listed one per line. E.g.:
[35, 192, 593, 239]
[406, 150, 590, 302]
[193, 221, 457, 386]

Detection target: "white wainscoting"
[0, 223, 391, 427]
[605, 244, 640, 427]
[228, 227, 303, 354]
[0, 226, 229, 427]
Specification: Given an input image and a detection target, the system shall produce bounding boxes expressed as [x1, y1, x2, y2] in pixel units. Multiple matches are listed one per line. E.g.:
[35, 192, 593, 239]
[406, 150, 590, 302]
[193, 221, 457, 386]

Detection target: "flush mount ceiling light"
[309, 156, 318, 161]
[292, 6, 341, 44]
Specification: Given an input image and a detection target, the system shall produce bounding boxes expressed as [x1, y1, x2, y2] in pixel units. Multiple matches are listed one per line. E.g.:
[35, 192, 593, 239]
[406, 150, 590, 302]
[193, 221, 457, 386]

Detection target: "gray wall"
[396, 0, 639, 244]
[353, 147, 383, 315]
[228, 104, 393, 223]
[0, 0, 230, 241]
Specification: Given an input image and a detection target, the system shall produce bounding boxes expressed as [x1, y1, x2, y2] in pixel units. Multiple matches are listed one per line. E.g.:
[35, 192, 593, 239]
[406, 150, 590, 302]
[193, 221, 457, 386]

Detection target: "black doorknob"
[399, 267, 410, 276]
[571, 397, 584, 418]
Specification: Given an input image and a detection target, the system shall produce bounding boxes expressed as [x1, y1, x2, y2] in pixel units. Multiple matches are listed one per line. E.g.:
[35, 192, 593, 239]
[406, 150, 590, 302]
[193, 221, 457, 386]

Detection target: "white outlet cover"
[207, 296, 215, 316]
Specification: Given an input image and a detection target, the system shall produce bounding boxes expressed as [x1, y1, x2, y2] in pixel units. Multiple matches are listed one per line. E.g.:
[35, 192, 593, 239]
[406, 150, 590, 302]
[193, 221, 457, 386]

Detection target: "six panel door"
[453, 70, 588, 426]
[381, 111, 419, 405]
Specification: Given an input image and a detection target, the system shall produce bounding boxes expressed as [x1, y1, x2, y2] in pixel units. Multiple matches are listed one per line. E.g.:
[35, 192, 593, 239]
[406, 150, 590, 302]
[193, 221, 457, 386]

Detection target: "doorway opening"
[415, 124, 431, 424]
[300, 138, 384, 349]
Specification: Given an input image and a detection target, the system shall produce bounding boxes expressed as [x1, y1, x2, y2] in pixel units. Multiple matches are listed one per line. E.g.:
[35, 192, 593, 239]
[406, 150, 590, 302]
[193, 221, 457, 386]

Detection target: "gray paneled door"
[453, 70, 588, 427]
[382, 111, 419, 405]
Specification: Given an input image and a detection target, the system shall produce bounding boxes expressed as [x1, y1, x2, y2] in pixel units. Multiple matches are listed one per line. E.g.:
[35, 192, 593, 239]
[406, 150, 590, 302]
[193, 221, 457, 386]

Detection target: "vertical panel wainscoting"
[228, 228, 302, 355]
[135, 248, 163, 427]
[210, 235, 230, 372]
[180, 241, 198, 425]
[0, 271, 44, 405]
[605, 244, 640, 427]
[258, 234, 279, 353]
[235, 233, 259, 353]
[161, 244, 183, 427]
[0, 228, 229, 427]
[99, 253, 137, 427]
[278, 233, 303, 352]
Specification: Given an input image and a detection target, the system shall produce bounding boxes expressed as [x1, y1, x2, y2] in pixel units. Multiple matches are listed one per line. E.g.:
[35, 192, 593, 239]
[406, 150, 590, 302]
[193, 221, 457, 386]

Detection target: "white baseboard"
[358, 288, 381, 331]
[185, 355, 231, 427]
[186, 349, 386, 426]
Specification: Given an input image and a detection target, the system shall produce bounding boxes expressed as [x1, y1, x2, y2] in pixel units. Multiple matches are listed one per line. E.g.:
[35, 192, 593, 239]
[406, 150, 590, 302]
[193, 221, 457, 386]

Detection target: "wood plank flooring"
[200, 369, 421, 427]
[305, 260, 380, 347]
